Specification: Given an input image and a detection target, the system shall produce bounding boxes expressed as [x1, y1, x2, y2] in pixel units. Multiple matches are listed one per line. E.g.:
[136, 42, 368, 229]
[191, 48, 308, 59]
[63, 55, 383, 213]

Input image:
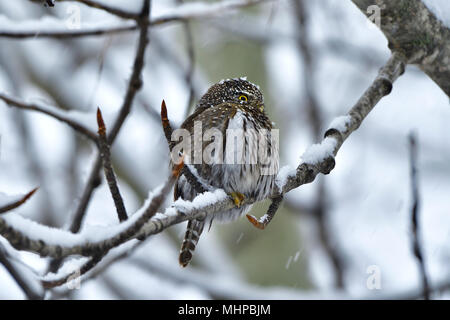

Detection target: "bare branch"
[0, 188, 38, 214]
[0, 93, 98, 142]
[279, 51, 405, 196]
[161, 100, 208, 194]
[409, 133, 430, 300]
[97, 108, 128, 222]
[0, 24, 137, 39]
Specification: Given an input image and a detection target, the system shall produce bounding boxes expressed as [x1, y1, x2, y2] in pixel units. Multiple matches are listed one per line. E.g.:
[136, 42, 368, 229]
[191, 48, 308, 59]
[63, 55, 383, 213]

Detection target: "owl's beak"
[258, 104, 265, 112]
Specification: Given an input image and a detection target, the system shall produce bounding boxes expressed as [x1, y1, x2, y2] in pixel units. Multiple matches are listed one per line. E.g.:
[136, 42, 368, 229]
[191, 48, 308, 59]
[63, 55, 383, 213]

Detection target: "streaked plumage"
[174, 78, 279, 267]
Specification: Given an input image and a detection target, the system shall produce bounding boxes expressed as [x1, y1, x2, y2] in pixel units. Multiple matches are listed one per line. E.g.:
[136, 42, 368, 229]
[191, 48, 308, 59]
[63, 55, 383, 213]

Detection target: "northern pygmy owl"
[173, 77, 279, 267]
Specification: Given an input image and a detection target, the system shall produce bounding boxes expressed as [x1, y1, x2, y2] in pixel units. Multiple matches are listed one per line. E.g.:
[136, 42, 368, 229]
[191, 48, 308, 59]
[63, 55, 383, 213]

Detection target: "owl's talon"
[230, 192, 245, 208]
[246, 214, 266, 230]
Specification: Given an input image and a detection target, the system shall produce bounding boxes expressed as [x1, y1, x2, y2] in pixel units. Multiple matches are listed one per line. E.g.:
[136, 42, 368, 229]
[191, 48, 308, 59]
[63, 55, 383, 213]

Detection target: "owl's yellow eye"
[238, 95, 248, 102]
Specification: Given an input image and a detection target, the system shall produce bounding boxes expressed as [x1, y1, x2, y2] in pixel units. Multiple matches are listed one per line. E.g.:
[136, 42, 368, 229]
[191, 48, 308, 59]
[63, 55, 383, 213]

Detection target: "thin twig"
[176, 0, 196, 116]
[161, 100, 207, 194]
[40, 162, 184, 287]
[69, 0, 151, 234]
[0, 188, 38, 214]
[0, 93, 98, 142]
[97, 108, 128, 222]
[47, 0, 151, 273]
[0, 244, 43, 300]
[0, 24, 137, 39]
[409, 133, 430, 300]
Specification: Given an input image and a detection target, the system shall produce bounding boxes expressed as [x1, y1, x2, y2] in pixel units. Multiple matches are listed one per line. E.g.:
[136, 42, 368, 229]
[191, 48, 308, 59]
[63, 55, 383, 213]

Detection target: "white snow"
[173, 189, 228, 213]
[275, 165, 297, 190]
[422, 0, 450, 28]
[0, 184, 169, 248]
[0, 185, 228, 254]
[0, 242, 44, 297]
[300, 137, 337, 165]
[328, 115, 352, 133]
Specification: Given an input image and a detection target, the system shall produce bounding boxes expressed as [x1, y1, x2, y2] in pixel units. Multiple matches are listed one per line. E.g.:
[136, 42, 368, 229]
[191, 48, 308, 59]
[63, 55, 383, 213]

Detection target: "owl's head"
[197, 77, 265, 112]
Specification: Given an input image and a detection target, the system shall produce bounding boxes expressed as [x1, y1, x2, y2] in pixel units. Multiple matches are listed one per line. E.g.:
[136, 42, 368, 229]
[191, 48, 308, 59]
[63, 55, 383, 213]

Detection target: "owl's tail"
[179, 219, 205, 267]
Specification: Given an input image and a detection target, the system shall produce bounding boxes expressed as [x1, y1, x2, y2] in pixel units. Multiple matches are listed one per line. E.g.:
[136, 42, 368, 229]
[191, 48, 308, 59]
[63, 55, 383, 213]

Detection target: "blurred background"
[0, 0, 449, 299]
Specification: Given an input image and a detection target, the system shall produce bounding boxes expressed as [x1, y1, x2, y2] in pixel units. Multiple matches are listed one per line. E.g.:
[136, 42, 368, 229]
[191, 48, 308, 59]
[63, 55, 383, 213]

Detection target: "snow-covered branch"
[55, 0, 141, 20]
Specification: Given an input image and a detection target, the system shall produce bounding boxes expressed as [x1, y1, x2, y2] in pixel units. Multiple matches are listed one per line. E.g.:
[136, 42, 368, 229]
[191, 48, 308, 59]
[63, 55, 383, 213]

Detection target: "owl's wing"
[180, 103, 238, 133]
[173, 103, 237, 199]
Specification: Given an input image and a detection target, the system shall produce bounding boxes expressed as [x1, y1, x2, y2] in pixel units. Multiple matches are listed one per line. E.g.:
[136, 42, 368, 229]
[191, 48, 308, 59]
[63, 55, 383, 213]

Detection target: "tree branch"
[0, 0, 272, 40]
[351, 0, 450, 97]
[0, 188, 38, 214]
[0, 93, 98, 142]
[278, 51, 405, 197]
[97, 108, 128, 222]
[409, 133, 430, 300]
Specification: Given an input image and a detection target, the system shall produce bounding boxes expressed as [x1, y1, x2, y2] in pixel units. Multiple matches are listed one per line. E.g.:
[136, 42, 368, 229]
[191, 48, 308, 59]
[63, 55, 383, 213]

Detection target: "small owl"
[173, 77, 279, 267]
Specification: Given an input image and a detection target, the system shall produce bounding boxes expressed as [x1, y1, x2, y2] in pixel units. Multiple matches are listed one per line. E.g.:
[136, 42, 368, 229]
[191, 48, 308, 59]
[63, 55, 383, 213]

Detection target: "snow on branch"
[0, 0, 272, 39]
[274, 52, 405, 195]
